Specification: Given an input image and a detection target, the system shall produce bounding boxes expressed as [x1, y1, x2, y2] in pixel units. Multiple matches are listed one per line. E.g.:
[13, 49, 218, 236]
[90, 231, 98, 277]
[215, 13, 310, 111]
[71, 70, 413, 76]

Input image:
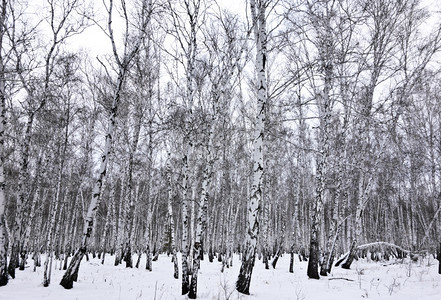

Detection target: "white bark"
[60, 0, 152, 289]
[166, 153, 179, 279]
[0, 0, 7, 285]
[188, 120, 216, 298]
[236, 0, 267, 295]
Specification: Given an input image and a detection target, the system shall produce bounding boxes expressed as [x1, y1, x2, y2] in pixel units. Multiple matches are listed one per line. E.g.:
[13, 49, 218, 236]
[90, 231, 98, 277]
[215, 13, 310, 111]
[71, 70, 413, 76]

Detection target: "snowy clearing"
[2, 253, 441, 300]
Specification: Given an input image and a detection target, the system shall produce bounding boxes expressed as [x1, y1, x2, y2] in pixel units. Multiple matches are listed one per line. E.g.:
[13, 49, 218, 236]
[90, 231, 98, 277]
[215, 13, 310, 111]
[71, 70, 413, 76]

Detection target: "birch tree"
[236, 0, 267, 295]
[341, 0, 428, 269]
[0, 0, 7, 287]
[43, 54, 78, 286]
[7, 0, 90, 278]
[60, 0, 152, 289]
[163, 0, 204, 294]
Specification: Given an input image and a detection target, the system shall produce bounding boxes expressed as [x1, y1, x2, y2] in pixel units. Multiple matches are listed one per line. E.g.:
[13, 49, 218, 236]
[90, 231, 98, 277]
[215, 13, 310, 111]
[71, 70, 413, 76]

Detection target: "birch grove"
[0, 0, 439, 297]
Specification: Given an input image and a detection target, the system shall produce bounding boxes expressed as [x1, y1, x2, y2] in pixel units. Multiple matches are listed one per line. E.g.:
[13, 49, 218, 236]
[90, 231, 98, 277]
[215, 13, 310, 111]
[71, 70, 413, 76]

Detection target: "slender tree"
[60, 0, 152, 289]
[0, 0, 7, 287]
[236, 0, 267, 295]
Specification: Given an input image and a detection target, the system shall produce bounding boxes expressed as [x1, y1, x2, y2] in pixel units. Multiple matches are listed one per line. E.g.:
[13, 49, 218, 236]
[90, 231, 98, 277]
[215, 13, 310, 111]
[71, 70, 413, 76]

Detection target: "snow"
[2, 253, 441, 299]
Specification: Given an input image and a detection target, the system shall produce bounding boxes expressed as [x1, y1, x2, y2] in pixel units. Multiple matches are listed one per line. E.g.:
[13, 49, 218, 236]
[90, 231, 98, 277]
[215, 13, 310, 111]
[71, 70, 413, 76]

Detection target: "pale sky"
[67, 0, 248, 59]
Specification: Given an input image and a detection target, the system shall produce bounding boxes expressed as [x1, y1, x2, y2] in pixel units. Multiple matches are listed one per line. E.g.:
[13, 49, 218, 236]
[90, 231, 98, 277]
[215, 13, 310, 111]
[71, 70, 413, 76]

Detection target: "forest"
[1, 0, 441, 299]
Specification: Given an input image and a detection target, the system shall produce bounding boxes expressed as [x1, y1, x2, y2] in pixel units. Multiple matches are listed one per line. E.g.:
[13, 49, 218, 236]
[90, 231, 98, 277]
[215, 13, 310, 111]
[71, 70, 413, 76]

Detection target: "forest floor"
[2, 252, 441, 299]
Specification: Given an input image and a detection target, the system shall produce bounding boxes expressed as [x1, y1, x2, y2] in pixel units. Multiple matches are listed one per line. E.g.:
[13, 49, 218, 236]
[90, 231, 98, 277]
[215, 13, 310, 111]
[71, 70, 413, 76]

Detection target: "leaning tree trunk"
[60, 1, 150, 287]
[271, 203, 286, 269]
[60, 66, 126, 289]
[342, 169, 374, 269]
[43, 175, 63, 287]
[236, 0, 267, 295]
[320, 166, 343, 276]
[44, 98, 70, 287]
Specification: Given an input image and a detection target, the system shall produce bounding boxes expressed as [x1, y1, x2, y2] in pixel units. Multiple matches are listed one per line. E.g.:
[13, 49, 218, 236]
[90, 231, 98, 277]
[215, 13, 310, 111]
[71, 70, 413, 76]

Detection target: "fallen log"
[335, 242, 411, 267]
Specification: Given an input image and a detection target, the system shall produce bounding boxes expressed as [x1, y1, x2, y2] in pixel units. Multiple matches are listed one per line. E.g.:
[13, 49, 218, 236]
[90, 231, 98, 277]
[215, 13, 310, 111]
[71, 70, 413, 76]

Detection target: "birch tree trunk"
[122, 106, 143, 267]
[144, 194, 156, 271]
[115, 175, 127, 266]
[177, 0, 200, 292]
[0, 0, 8, 285]
[306, 0, 334, 279]
[60, 69, 124, 289]
[166, 153, 179, 279]
[100, 164, 114, 265]
[320, 161, 343, 276]
[8, 0, 89, 278]
[236, 0, 267, 295]
[43, 87, 71, 287]
[188, 123, 216, 299]
[60, 0, 151, 288]
[20, 151, 43, 271]
[181, 149, 191, 293]
[9, 110, 34, 279]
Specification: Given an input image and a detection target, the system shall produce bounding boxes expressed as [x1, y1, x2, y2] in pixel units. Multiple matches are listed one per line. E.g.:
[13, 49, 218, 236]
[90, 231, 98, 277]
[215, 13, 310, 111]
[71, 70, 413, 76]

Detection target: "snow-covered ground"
[2, 253, 441, 299]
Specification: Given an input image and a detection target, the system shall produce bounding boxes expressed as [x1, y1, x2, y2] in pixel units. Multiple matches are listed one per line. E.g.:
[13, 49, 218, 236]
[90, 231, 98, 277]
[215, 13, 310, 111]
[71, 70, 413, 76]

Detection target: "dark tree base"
[341, 241, 357, 269]
[341, 259, 353, 269]
[236, 254, 256, 295]
[63, 254, 69, 270]
[307, 240, 320, 280]
[335, 254, 346, 267]
[182, 278, 190, 295]
[135, 253, 141, 268]
[342, 253, 356, 269]
[114, 255, 121, 266]
[188, 272, 198, 299]
[124, 248, 133, 268]
[101, 252, 106, 265]
[60, 247, 85, 289]
[146, 251, 152, 271]
[0, 273, 7, 286]
[263, 248, 269, 270]
[289, 250, 294, 273]
[173, 253, 179, 279]
[320, 254, 334, 276]
[182, 255, 190, 295]
[188, 245, 202, 299]
[271, 250, 280, 269]
[208, 246, 214, 263]
[19, 252, 26, 271]
[0, 252, 7, 286]
[8, 245, 19, 279]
